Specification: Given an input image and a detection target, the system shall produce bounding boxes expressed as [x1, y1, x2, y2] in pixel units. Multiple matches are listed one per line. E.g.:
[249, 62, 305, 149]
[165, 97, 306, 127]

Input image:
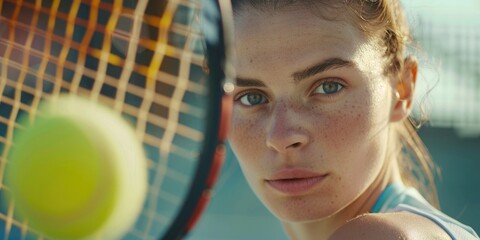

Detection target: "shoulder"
[329, 212, 451, 240]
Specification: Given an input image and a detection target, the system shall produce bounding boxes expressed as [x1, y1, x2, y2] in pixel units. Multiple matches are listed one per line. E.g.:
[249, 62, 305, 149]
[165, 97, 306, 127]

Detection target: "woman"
[227, 0, 479, 239]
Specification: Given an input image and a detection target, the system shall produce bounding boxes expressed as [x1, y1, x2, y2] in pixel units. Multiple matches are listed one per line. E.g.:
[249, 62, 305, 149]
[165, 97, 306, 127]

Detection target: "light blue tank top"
[371, 183, 479, 240]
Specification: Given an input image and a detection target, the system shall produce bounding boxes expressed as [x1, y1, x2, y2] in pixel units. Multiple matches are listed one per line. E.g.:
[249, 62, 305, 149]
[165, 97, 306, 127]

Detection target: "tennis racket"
[0, 0, 234, 239]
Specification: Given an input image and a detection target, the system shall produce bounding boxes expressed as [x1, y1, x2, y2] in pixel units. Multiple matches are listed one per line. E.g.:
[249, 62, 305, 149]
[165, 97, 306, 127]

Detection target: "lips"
[266, 169, 328, 195]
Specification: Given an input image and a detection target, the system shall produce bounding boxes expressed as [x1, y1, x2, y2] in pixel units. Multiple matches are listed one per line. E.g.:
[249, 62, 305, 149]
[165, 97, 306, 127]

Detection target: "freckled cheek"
[314, 102, 370, 151]
[227, 113, 269, 191]
[228, 113, 265, 163]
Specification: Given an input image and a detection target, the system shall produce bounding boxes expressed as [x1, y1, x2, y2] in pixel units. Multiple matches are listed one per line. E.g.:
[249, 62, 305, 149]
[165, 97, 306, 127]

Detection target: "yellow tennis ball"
[5, 95, 147, 239]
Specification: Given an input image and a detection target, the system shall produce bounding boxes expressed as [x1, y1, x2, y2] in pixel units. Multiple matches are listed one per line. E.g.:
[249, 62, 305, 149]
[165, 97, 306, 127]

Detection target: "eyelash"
[311, 79, 346, 97]
[234, 90, 269, 107]
[234, 79, 346, 107]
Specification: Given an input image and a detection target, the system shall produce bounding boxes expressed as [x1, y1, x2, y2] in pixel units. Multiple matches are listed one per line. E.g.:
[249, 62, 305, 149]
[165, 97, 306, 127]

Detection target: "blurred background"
[188, 0, 480, 239]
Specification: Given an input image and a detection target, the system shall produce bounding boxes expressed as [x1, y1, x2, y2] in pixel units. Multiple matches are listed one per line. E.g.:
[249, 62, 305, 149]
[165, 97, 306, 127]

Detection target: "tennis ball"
[5, 95, 147, 239]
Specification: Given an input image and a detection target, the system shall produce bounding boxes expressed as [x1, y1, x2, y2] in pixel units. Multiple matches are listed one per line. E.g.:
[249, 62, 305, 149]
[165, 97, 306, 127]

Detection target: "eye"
[313, 81, 344, 95]
[237, 91, 268, 106]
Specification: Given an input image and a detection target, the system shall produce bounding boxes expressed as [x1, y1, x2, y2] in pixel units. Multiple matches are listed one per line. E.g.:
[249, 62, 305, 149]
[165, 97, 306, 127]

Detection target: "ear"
[390, 56, 418, 122]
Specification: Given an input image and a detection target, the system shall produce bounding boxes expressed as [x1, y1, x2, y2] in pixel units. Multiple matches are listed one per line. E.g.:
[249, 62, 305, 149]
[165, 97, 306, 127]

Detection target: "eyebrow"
[291, 58, 354, 82]
[235, 77, 266, 87]
[234, 57, 353, 87]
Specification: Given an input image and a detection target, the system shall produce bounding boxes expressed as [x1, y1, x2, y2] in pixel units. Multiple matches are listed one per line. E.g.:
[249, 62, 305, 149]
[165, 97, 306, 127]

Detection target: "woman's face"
[229, 7, 397, 222]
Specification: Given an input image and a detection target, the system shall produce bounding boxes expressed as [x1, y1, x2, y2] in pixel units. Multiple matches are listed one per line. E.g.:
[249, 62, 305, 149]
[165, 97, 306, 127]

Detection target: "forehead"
[233, 3, 364, 38]
[233, 7, 382, 78]
[234, 8, 358, 49]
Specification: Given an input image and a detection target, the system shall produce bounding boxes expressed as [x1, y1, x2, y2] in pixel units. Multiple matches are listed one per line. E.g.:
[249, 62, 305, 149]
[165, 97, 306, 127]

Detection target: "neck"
[281, 157, 403, 240]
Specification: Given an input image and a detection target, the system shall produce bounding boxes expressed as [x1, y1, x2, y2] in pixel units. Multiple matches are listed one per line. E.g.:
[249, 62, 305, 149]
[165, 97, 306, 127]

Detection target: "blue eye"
[238, 92, 268, 106]
[314, 81, 344, 94]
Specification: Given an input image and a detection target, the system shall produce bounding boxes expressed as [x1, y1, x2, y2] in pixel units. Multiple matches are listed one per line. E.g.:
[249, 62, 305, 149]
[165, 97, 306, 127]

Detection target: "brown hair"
[231, 0, 439, 207]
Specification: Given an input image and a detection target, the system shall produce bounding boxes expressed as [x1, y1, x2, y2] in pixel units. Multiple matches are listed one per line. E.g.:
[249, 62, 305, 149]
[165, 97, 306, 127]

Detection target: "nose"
[265, 103, 310, 153]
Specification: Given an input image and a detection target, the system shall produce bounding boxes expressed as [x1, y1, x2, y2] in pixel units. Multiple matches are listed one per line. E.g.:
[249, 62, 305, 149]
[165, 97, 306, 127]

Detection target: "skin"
[228, 6, 449, 240]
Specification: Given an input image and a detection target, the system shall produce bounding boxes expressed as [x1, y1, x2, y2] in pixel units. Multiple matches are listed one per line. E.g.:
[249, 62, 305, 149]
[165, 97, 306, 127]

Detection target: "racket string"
[1, 0, 213, 238]
[0, 7, 30, 239]
[0, 35, 207, 139]
[142, 0, 192, 236]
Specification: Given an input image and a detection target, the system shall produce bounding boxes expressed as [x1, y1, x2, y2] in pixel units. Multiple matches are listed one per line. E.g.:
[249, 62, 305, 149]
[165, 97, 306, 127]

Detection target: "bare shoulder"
[329, 212, 451, 240]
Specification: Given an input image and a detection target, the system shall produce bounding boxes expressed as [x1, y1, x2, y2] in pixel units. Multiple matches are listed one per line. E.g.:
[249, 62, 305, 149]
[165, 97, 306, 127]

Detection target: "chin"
[262, 193, 343, 223]
[274, 207, 338, 224]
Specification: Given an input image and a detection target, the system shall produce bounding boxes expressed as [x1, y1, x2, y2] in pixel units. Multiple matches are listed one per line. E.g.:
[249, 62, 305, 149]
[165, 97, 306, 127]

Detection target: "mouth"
[265, 169, 328, 195]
